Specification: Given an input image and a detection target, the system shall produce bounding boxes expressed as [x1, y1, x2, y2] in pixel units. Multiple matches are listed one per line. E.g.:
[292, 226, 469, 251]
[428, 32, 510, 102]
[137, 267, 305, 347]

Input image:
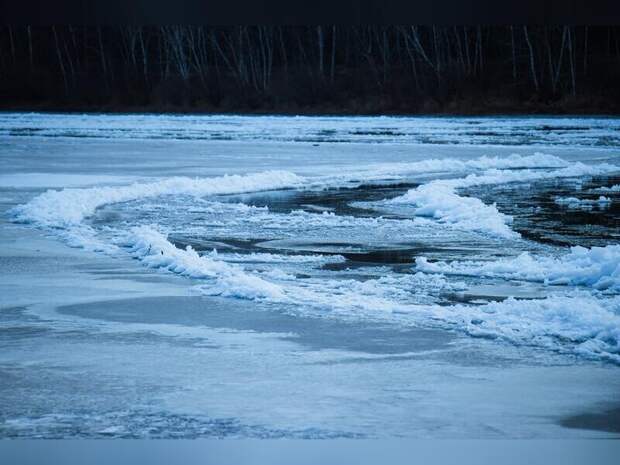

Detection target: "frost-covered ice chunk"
[390, 181, 518, 238]
[416, 244, 620, 291]
[554, 195, 612, 210]
[388, 161, 619, 237]
[593, 184, 620, 193]
[438, 294, 620, 363]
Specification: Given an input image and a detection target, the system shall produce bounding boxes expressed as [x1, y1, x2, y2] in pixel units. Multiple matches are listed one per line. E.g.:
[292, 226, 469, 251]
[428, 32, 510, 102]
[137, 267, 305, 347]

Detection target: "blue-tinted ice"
[1, 113, 619, 438]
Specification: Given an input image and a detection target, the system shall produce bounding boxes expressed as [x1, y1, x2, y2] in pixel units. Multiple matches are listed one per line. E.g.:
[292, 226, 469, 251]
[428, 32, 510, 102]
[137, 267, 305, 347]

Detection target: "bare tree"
[52, 26, 68, 94]
[523, 26, 539, 92]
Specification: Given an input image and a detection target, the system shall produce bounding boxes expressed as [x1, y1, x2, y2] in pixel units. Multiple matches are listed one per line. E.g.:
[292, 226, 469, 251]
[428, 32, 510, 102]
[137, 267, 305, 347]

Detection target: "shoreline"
[2, 100, 619, 117]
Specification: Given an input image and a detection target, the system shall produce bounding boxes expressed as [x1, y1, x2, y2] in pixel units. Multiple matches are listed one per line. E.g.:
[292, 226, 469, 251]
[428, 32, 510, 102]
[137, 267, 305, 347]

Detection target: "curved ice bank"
[124, 225, 451, 302]
[126, 226, 288, 300]
[10, 170, 306, 228]
[417, 244, 620, 292]
[123, 228, 620, 363]
[8, 153, 575, 237]
[388, 161, 619, 238]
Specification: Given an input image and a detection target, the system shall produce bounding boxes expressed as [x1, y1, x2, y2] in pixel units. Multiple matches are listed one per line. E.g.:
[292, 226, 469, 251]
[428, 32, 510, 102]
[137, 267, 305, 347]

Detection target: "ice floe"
[387, 161, 618, 237]
[416, 244, 620, 292]
[437, 294, 620, 363]
[554, 195, 612, 210]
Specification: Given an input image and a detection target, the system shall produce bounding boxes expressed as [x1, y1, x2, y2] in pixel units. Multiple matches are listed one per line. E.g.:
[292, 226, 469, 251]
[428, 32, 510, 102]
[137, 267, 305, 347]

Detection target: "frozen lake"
[1, 113, 619, 438]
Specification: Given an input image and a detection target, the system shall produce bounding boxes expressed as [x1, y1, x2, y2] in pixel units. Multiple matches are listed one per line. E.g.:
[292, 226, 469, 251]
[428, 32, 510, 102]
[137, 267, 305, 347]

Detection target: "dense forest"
[1, 26, 620, 114]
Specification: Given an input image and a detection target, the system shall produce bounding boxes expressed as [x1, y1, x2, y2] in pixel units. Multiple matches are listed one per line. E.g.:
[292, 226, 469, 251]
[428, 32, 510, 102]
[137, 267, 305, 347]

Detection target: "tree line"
[1, 26, 619, 113]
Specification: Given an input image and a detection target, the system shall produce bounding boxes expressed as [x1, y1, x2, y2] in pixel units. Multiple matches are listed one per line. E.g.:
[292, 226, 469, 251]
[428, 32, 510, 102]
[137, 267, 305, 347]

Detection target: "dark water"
[466, 175, 620, 247]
